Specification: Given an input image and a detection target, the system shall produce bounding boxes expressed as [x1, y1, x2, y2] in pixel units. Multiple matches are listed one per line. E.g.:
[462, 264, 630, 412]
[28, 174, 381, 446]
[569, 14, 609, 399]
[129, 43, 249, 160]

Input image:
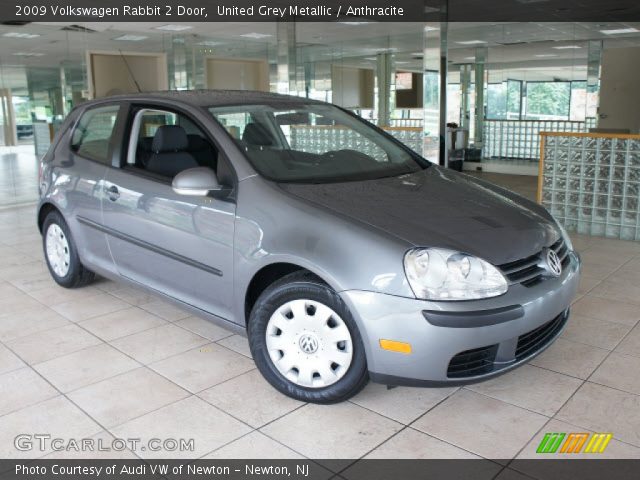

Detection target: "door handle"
[105, 185, 120, 201]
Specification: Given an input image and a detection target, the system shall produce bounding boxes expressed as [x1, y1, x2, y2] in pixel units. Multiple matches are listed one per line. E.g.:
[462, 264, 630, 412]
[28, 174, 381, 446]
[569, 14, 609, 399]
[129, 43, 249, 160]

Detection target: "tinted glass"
[71, 105, 120, 163]
[209, 104, 426, 183]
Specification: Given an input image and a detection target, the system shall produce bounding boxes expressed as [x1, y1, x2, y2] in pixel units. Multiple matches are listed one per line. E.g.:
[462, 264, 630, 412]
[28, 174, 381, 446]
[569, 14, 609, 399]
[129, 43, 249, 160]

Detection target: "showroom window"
[71, 105, 121, 164]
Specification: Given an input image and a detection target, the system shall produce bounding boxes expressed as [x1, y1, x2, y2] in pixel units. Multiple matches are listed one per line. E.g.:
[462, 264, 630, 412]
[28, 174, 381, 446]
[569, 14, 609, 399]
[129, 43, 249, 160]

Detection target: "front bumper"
[340, 251, 581, 386]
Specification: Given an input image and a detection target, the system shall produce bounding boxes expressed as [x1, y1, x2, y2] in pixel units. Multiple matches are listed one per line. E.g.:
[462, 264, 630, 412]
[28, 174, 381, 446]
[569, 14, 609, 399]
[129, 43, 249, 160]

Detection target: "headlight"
[404, 248, 508, 301]
[554, 219, 574, 252]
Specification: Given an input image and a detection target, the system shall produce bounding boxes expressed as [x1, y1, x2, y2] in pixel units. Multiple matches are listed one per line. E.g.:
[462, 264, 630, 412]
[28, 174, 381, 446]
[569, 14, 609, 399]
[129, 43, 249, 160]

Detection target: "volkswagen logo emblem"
[544, 248, 563, 277]
[298, 334, 319, 354]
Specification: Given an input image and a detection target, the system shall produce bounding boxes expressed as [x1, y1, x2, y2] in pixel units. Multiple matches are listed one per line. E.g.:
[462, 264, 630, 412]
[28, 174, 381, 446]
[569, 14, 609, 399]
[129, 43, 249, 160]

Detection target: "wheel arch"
[37, 202, 61, 233]
[243, 261, 332, 326]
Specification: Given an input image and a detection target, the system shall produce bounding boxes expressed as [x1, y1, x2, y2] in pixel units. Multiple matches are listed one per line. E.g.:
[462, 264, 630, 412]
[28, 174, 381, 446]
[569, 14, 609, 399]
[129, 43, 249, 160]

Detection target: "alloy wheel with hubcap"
[266, 299, 353, 388]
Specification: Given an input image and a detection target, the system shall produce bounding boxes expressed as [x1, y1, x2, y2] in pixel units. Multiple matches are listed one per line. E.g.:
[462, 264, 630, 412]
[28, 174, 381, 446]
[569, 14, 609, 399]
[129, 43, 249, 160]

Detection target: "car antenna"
[119, 50, 142, 93]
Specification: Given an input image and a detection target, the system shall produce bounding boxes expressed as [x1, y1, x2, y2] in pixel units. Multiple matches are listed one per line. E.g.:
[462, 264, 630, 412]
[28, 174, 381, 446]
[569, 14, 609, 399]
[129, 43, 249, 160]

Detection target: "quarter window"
[71, 105, 120, 164]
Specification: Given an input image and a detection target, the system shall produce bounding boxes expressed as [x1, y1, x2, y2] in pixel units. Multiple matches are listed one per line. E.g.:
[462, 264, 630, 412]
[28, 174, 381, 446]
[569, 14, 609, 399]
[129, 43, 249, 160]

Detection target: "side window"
[129, 108, 219, 179]
[71, 105, 120, 164]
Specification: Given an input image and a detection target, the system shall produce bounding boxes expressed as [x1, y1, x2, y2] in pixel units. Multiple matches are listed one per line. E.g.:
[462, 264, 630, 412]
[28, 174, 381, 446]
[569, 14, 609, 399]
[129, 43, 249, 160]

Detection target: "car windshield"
[208, 103, 427, 183]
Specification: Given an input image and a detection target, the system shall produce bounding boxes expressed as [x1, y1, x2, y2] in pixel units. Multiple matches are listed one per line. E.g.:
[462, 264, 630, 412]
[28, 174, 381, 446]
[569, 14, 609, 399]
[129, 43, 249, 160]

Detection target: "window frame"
[69, 103, 123, 165]
[118, 102, 238, 190]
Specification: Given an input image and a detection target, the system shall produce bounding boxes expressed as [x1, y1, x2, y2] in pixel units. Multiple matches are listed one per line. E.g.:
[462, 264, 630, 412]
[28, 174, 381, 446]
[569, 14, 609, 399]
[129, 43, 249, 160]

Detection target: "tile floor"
[1, 176, 640, 474]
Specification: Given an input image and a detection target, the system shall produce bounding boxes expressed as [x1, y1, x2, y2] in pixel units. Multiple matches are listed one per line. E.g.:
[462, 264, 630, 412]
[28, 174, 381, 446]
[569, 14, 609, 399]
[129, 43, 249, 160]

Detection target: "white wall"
[89, 52, 168, 98]
[205, 58, 268, 91]
[331, 66, 374, 109]
[599, 47, 640, 133]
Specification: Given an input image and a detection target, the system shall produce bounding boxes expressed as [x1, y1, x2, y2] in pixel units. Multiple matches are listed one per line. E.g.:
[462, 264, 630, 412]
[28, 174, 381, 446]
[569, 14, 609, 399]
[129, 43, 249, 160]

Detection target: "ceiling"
[1, 21, 640, 92]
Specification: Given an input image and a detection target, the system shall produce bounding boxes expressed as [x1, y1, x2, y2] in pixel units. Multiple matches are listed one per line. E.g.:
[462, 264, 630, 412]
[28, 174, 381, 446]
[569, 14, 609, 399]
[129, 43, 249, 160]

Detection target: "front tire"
[42, 210, 95, 289]
[248, 272, 369, 403]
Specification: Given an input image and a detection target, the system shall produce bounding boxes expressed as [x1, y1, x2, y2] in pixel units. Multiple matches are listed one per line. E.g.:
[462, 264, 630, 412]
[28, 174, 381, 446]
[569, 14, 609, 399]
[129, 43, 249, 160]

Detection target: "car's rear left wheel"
[248, 272, 369, 403]
[42, 210, 95, 288]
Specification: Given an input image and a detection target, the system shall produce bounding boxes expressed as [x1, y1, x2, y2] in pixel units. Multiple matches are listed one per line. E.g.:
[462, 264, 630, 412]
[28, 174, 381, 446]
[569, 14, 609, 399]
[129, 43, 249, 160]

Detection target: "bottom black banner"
[1, 459, 639, 480]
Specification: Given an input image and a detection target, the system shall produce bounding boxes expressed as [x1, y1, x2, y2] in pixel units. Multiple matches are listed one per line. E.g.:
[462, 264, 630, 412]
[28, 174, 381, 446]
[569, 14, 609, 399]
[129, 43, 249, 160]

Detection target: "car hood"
[278, 167, 560, 265]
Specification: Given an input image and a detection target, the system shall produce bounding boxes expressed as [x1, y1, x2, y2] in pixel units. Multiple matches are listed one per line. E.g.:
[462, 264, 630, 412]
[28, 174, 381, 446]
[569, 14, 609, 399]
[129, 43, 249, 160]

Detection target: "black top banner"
[2, 0, 640, 22]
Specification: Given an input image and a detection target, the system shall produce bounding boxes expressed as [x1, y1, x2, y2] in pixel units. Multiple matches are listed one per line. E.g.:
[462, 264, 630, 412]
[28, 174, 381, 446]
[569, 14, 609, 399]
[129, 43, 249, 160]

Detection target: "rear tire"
[42, 210, 95, 289]
[248, 272, 369, 403]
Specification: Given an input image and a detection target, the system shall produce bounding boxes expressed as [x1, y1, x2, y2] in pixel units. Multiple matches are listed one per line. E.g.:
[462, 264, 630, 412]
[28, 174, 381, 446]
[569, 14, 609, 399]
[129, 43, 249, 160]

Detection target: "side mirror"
[172, 167, 227, 197]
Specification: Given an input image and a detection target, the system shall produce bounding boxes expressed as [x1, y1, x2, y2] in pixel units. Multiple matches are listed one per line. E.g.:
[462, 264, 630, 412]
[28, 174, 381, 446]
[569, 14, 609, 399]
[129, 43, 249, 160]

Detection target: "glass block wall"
[290, 126, 424, 157]
[540, 133, 640, 241]
[484, 119, 597, 161]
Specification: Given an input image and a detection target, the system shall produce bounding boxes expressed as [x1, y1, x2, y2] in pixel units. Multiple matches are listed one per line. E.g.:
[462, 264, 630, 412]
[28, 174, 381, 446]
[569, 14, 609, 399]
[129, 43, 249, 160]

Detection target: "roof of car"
[86, 89, 324, 108]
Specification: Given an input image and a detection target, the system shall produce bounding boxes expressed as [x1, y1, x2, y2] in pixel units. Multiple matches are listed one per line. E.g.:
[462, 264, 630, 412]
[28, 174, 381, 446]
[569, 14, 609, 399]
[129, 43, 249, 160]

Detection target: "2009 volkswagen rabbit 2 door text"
[38, 90, 581, 403]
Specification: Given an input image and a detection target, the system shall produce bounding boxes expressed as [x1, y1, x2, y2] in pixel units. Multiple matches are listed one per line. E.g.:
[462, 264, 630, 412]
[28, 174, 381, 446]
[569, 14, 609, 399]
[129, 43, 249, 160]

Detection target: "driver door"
[101, 105, 237, 322]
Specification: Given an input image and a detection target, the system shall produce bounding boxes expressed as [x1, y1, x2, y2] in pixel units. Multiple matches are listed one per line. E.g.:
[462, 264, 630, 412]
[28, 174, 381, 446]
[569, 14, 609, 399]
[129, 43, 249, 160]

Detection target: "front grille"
[515, 311, 568, 360]
[498, 237, 570, 287]
[447, 344, 499, 378]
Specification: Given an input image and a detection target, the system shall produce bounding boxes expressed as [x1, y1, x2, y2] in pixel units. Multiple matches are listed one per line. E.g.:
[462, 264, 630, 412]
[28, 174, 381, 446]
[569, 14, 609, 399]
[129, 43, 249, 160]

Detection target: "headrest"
[187, 134, 209, 151]
[242, 123, 274, 146]
[152, 125, 188, 153]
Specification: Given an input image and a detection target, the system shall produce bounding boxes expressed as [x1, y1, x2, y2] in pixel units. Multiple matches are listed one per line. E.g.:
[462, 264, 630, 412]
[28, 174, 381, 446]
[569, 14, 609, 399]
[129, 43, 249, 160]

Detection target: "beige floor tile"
[34, 343, 140, 393]
[580, 261, 620, 280]
[43, 431, 138, 459]
[199, 370, 302, 428]
[561, 314, 631, 350]
[0, 307, 70, 343]
[589, 281, 640, 307]
[556, 382, 640, 447]
[79, 307, 166, 342]
[517, 418, 640, 459]
[606, 267, 640, 288]
[0, 344, 25, 375]
[139, 299, 191, 321]
[27, 284, 103, 307]
[0, 261, 48, 282]
[589, 352, 640, 395]
[150, 343, 255, 393]
[217, 334, 252, 358]
[571, 295, 640, 327]
[9, 272, 57, 294]
[174, 316, 234, 342]
[466, 365, 582, 416]
[52, 293, 129, 322]
[110, 324, 208, 364]
[0, 292, 43, 315]
[109, 287, 157, 306]
[412, 389, 547, 459]
[93, 277, 122, 293]
[7, 324, 102, 364]
[577, 274, 601, 295]
[615, 324, 640, 357]
[0, 281, 23, 300]
[68, 368, 189, 428]
[530, 338, 609, 380]
[206, 431, 304, 459]
[0, 396, 102, 458]
[261, 402, 402, 459]
[365, 428, 479, 459]
[0, 367, 58, 416]
[350, 383, 458, 425]
[111, 396, 251, 459]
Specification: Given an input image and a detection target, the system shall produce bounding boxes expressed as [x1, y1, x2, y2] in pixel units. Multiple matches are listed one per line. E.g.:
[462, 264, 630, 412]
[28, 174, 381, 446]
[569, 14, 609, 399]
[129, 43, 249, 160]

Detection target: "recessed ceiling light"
[535, 54, 558, 57]
[340, 22, 370, 26]
[197, 40, 222, 46]
[113, 34, 147, 41]
[12, 52, 44, 57]
[600, 27, 639, 35]
[464, 56, 476, 60]
[154, 24, 193, 31]
[456, 40, 487, 45]
[395, 61, 410, 65]
[424, 26, 439, 32]
[3, 32, 40, 39]
[239, 32, 272, 39]
[552, 45, 582, 49]
[364, 57, 377, 61]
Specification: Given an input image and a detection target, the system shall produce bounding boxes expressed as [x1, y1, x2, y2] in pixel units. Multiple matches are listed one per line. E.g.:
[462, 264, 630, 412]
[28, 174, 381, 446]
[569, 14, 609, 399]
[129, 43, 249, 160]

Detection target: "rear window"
[71, 105, 120, 164]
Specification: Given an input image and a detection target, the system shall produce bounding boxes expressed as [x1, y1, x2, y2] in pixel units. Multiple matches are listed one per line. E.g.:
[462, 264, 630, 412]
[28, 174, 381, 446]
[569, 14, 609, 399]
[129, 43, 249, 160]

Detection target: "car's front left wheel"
[248, 272, 369, 403]
[42, 210, 95, 288]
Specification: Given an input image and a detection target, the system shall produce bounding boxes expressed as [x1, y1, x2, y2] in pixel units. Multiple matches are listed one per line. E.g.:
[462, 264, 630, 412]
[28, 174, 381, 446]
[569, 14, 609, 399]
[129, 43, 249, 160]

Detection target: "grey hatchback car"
[38, 90, 580, 403]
